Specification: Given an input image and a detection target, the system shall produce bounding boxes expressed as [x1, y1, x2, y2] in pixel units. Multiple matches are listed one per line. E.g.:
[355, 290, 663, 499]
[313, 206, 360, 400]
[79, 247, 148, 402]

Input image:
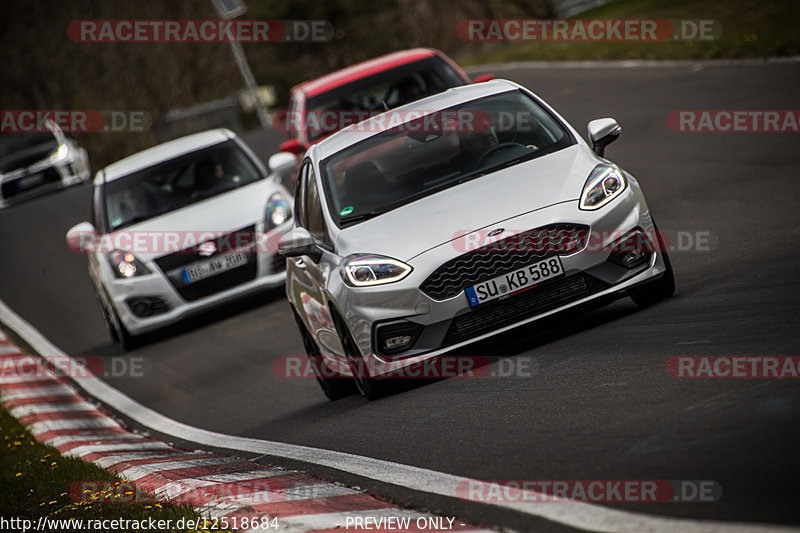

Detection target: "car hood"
[111, 179, 279, 262]
[335, 145, 598, 262]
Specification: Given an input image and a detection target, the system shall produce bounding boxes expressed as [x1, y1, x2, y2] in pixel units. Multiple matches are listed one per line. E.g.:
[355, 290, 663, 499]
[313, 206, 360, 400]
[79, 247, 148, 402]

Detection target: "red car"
[277, 48, 493, 155]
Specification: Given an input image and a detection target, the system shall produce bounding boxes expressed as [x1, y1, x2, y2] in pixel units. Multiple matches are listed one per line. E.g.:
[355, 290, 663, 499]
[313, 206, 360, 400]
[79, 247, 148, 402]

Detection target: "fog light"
[375, 320, 424, 357]
[608, 230, 653, 269]
[128, 297, 152, 317]
[384, 335, 411, 350]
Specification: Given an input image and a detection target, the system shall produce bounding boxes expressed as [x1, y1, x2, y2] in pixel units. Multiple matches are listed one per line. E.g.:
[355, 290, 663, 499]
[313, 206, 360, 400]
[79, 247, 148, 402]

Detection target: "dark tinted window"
[304, 55, 467, 142]
[104, 140, 263, 231]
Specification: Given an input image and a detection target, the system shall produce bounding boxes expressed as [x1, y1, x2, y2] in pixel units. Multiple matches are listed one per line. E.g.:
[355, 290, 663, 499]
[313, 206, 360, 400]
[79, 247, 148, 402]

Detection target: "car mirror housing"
[278, 226, 322, 262]
[587, 118, 622, 158]
[279, 138, 304, 155]
[268, 151, 298, 180]
[66, 221, 96, 252]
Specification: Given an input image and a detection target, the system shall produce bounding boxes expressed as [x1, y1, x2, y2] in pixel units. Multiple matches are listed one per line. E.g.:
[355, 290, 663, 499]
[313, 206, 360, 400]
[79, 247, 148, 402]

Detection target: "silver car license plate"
[465, 257, 564, 307]
[18, 173, 44, 190]
[182, 253, 247, 284]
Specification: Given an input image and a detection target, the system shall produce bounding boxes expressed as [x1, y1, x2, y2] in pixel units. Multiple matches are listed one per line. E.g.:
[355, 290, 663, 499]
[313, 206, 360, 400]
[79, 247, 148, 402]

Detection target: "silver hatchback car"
[281, 80, 674, 400]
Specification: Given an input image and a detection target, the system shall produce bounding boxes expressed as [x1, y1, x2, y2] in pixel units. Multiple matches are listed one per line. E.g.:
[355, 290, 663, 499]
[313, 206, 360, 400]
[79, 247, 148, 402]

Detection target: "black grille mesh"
[420, 223, 589, 300]
[154, 225, 257, 302]
[444, 274, 606, 345]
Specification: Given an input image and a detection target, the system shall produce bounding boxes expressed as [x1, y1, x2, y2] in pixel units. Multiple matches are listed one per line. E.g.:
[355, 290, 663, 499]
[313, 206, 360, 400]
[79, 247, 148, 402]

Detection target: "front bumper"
[327, 184, 667, 378]
[0, 147, 90, 208]
[99, 233, 290, 336]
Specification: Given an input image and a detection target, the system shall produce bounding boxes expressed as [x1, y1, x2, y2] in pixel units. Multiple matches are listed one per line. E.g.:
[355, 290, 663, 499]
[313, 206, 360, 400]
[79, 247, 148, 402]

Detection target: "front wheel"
[95, 290, 135, 350]
[630, 221, 675, 307]
[331, 310, 386, 401]
[292, 311, 356, 401]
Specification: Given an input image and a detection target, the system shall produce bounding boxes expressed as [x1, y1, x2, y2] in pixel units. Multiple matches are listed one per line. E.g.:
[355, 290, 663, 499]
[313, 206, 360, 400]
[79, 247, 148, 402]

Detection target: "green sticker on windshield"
[340, 206, 354, 216]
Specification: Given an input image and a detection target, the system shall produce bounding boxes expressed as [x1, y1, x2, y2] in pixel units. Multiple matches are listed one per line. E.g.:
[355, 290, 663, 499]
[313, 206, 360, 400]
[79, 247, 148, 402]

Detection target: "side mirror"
[268, 151, 298, 180]
[66, 221, 96, 252]
[278, 227, 322, 262]
[473, 74, 494, 83]
[587, 118, 622, 158]
[279, 138, 304, 155]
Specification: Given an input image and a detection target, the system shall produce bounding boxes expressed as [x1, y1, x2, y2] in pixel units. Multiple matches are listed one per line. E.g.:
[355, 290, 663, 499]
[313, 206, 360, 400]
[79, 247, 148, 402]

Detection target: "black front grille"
[443, 274, 606, 346]
[154, 225, 257, 302]
[420, 223, 590, 300]
[173, 260, 258, 301]
[1, 167, 61, 200]
[154, 226, 256, 272]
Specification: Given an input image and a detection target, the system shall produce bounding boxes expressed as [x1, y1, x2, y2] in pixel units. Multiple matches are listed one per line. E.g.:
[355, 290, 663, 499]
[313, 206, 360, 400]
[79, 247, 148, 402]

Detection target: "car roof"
[310, 79, 522, 160]
[292, 48, 442, 98]
[99, 129, 235, 183]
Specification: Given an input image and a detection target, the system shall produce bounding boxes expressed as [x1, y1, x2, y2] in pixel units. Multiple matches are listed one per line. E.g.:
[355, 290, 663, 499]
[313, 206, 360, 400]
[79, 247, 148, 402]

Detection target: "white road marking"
[119, 457, 239, 482]
[28, 417, 120, 436]
[1, 384, 75, 401]
[464, 57, 800, 72]
[10, 401, 97, 418]
[63, 440, 173, 458]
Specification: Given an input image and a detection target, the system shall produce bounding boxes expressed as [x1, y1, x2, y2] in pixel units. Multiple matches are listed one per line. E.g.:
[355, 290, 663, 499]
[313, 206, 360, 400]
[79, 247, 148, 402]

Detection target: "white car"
[0, 123, 90, 208]
[67, 129, 294, 349]
[280, 80, 674, 400]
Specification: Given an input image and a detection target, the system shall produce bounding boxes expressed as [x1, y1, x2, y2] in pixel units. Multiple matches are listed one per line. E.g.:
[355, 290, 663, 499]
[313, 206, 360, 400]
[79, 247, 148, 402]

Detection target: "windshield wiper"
[340, 207, 389, 226]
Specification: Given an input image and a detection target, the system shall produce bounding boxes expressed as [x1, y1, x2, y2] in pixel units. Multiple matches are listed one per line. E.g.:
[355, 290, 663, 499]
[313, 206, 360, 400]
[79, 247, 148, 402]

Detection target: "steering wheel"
[475, 142, 528, 168]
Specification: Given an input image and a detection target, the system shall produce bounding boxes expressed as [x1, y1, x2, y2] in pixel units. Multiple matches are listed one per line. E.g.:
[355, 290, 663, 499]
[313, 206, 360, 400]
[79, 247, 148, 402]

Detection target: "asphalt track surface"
[2, 61, 799, 530]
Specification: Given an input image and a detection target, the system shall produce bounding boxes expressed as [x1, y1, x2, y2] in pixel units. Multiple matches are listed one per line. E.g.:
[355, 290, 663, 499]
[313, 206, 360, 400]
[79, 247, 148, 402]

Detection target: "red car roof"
[293, 48, 451, 98]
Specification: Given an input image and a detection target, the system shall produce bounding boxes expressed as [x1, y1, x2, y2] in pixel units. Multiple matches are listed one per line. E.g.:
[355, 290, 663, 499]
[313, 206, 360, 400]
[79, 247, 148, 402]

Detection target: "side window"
[305, 166, 331, 247]
[92, 179, 105, 231]
[295, 161, 309, 227]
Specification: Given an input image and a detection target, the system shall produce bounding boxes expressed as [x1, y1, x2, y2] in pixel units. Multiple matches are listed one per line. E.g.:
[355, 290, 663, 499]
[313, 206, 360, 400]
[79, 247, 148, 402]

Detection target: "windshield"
[304, 55, 466, 143]
[104, 140, 264, 231]
[0, 132, 58, 159]
[320, 90, 574, 227]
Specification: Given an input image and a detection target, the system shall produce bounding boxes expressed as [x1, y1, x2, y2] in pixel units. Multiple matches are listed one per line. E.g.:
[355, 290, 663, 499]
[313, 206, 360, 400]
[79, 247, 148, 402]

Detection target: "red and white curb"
[0, 333, 490, 533]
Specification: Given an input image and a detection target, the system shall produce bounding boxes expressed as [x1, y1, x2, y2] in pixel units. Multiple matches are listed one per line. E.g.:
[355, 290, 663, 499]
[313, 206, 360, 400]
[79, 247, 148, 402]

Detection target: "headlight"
[47, 144, 69, 163]
[265, 192, 292, 229]
[579, 165, 627, 210]
[107, 250, 150, 279]
[342, 255, 412, 287]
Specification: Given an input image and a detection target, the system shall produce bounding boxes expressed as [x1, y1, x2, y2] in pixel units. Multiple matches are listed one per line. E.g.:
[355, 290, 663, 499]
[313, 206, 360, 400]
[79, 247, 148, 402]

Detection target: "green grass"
[463, 0, 800, 64]
[0, 405, 225, 532]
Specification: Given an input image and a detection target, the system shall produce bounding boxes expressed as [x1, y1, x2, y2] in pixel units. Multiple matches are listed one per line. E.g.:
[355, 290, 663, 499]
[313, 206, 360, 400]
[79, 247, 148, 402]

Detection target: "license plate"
[182, 253, 247, 284]
[464, 257, 564, 307]
[18, 173, 44, 190]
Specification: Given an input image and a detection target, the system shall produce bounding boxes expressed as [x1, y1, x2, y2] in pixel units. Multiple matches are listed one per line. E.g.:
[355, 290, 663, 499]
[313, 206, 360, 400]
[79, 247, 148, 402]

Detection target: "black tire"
[96, 290, 135, 350]
[292, 310, 357, 401]
[630, 221, 676, 307]
[330, 309, 386, 401]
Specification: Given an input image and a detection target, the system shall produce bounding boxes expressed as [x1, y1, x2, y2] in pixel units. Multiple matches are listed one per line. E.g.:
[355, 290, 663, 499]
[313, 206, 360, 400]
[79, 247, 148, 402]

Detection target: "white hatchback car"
[67, 129, 293, 349]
